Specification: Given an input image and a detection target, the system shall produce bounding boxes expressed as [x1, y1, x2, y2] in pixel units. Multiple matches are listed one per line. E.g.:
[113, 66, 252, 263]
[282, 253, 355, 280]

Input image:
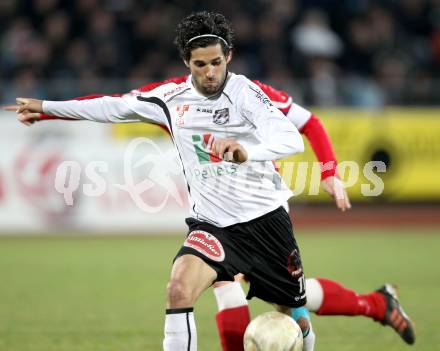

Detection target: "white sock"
[305, 278, 324, 313]
[303, 322, 316, 351]
[213, 282, 248, 311]
[163, 308, 197, 351]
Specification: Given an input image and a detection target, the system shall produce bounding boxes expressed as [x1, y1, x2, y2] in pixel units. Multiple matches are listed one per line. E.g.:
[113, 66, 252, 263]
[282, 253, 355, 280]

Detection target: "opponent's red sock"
[216, 305, 250, 351]
[316, 278, 386, 321]
[213, 282, 250, 351]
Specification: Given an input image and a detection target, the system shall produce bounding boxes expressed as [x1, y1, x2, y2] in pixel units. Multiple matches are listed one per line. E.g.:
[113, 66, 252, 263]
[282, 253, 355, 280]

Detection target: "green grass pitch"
[0, 229, 439, 351]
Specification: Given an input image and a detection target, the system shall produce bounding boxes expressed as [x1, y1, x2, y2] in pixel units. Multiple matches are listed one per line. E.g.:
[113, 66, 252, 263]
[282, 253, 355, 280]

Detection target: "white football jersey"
[43, 73, 304, 227]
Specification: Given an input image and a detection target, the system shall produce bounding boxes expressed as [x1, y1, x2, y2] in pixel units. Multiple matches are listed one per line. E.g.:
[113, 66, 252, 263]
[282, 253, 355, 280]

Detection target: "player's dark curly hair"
[174, 11, 234, 62]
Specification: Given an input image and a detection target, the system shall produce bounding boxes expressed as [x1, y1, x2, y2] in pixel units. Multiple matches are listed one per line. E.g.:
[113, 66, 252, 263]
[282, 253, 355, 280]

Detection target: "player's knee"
[166, 279, 193, 307]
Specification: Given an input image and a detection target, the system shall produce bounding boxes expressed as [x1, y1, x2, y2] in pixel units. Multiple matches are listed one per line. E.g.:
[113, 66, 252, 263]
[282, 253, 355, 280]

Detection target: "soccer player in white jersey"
[8, 11, 311, 351]
[5, 11, 415, 351]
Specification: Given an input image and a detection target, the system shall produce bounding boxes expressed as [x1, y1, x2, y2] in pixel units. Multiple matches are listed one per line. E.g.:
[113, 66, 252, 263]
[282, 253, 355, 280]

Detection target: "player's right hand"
[212, 138, 248, 164]
[3, 98, 44, 126]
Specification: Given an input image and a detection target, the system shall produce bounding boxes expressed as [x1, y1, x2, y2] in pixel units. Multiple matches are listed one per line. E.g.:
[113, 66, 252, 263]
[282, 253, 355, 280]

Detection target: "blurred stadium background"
[1, 1, 439, 350]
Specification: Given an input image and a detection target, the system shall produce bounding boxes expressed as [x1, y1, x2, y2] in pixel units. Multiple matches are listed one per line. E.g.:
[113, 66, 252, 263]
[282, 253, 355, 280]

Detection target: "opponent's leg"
[164, 254, 217, 351]
[305, 278, 415, 344]
[213, 279, 250, 351]
[376, 284, 416, 345]
[305, 278, 385, 318]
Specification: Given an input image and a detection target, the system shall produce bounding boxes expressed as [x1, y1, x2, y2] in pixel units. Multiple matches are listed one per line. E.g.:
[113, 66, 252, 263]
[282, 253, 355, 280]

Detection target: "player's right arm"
[238, 79, 305, 161]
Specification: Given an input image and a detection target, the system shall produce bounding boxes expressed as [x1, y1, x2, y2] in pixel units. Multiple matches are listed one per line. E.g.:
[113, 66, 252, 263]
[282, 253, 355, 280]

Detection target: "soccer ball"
[243, 311, 303, 351]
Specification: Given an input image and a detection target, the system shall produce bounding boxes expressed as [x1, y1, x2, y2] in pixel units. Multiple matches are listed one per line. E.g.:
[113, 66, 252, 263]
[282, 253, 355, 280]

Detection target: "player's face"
[185, 44, 232, 96]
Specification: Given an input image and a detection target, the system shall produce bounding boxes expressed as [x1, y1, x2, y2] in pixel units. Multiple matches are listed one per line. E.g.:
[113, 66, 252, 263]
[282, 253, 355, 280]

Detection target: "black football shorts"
[174, 206, 306, 308]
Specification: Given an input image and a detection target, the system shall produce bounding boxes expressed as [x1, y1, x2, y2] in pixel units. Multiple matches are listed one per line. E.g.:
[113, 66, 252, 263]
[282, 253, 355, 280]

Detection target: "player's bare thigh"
[167, 254, 217, 308]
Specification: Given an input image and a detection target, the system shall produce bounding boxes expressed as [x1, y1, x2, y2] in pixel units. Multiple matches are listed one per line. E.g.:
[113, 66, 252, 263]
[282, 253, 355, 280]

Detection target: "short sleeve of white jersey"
[42, 89, 170, 127]
[285, 102, 312, 130]
[235, 77, 304, 161]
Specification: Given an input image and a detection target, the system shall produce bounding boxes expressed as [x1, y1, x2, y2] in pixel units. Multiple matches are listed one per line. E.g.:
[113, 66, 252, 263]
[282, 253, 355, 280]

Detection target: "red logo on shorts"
[184, 230, 225, 262]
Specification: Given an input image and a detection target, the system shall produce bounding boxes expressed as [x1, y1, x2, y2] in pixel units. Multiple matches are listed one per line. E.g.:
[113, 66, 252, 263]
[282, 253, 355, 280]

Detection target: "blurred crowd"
[1, 0, 439, 106]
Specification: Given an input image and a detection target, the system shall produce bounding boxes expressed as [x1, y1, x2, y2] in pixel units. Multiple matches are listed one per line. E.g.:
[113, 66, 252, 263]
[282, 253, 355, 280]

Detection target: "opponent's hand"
[212, 138, 248, 163]
[3, 98, 44, 126]
[321, 175, 351, 211]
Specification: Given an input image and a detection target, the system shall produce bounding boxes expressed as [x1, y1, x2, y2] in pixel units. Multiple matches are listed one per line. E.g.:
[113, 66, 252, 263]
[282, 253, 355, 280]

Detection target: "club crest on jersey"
[184, 230, 225, 262]
[212, 108, 229, 125]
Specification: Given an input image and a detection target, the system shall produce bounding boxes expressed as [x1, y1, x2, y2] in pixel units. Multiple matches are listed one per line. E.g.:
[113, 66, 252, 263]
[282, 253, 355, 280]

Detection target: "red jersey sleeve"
[300, 114, 338, 179]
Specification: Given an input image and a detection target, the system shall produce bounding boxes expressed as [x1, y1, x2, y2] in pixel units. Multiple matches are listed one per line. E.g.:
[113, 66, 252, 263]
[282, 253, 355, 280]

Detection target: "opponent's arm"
[253, 80, 338, 178]
[293, 109, 350, 211]
[298, 113, 351, 210]
[253, 80, 350, 211]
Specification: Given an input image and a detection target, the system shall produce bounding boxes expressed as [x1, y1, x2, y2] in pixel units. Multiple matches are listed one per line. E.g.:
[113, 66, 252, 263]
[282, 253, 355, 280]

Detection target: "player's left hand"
[212, 138, 248, 163]
[321, 176, 351, 211]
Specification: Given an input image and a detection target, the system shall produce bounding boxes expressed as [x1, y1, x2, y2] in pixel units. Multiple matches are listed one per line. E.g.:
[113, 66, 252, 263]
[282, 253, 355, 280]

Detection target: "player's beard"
[201, 80, 220, 95]
[194, 70, 227, 96]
